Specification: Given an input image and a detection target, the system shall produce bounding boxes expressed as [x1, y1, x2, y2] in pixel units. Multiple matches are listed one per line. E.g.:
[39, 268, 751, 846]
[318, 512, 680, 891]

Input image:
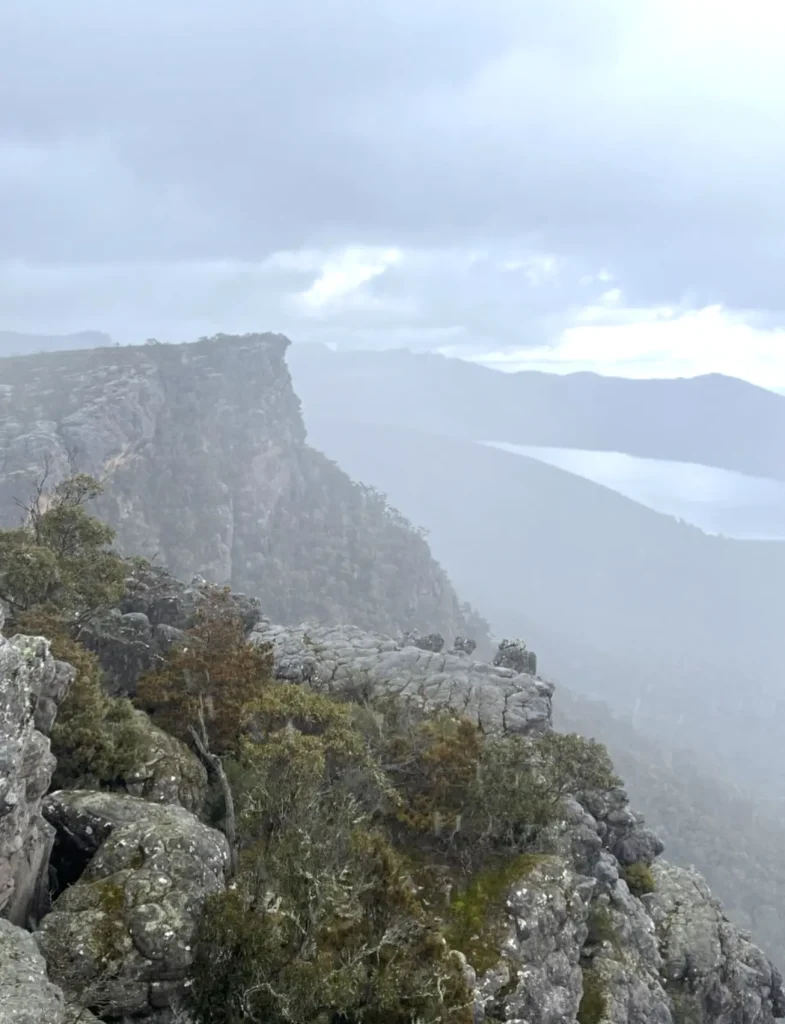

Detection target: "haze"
[4, 0, 785, 973]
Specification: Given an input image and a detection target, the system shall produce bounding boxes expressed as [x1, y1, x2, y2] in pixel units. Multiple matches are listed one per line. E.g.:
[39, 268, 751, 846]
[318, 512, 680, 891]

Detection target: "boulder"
[449, 635, 477, 657]
[493, 637, 537, 677]
[79, 565, 260, 697]
[121, 710, 207, 816]
[0, 620, 74, 926]
[36, 791, 229, 1020]
[402, 629, 445, 653]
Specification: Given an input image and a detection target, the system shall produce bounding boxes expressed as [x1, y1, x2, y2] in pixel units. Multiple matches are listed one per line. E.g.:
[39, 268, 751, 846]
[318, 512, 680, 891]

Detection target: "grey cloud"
[2, 0, 784, 333]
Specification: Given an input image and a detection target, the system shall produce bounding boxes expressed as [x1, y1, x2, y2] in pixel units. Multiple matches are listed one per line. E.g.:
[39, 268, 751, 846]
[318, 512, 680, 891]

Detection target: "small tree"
[136, 586, 274, 871]
[0, 467, 126, 634]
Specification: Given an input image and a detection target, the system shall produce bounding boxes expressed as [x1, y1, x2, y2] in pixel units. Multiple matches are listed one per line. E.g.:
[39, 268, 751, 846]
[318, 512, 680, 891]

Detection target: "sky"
[2, 0, 785, 385]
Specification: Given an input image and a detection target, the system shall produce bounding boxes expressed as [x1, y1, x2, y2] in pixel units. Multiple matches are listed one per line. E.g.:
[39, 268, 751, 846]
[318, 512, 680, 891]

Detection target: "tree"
[136, 586, 274, 872]
[0, 466, 126, 634]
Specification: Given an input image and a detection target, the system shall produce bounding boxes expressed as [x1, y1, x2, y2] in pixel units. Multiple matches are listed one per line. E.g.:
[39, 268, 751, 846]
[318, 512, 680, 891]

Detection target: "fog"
[4, 0, 785, 981]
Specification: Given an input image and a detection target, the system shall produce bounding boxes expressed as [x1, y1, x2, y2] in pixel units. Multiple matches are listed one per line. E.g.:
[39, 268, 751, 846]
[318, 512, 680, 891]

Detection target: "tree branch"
[188, 709, 239, 876]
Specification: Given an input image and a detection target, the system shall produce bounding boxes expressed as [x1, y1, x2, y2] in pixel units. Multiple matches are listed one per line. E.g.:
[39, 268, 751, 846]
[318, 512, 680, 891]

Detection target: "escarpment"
[1, 561, 783, 1021]
[0, 336, 782, 1022]
[0, 333, 480, 642]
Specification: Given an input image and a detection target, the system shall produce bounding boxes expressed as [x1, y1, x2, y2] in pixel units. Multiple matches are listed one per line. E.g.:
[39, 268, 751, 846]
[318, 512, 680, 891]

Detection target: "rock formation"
[36, 791, 229, 1020]
[0, 606, 74, 927]
[1, 510, 783, 1020]
[0, 918, 92, 1024]
[250, 619, 553, 736]
[0, 333, 480, 641]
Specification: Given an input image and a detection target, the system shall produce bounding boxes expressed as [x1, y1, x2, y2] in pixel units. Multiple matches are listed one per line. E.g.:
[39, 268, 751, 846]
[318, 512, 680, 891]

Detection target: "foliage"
[0, 471, 126, 633]
[193, 826, 472, 1024]
[0, 473, 153, 792]
[623, 862, 656, 898]
[185, 675, 622, 1023]
[577, 966, 607, 1024]
[586, 904, 617, 947]
[136, 585, 274, 755]
[366, 700, 619, 873]
[46, 634, 143, 791]
[444, 854, 546, 974]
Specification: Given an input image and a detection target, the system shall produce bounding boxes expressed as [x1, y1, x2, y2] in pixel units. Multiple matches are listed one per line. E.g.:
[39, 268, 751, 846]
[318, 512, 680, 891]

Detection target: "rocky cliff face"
[0, 333, 477, 640]
[55, 565, 784, 1024]
[1, 563, 783, 1021]
[0, 605, 73, 928]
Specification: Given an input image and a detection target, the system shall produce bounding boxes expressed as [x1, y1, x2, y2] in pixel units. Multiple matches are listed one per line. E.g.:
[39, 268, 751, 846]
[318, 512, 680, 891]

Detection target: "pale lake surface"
[483, 442, 785, 541]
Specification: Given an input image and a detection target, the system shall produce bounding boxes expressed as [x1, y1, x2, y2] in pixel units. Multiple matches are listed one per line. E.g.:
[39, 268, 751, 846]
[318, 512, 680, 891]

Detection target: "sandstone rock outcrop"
[0, 611, 74, 927]
[250, 619, 554, 736]
[0, 918, 78, 1024]
[648, 861, 785, 1022]
[36, 791, 229, 1020]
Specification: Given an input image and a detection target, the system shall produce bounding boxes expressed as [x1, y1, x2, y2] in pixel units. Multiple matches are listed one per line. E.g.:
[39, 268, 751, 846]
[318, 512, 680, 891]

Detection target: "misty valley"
[1, 332, 784, 1024]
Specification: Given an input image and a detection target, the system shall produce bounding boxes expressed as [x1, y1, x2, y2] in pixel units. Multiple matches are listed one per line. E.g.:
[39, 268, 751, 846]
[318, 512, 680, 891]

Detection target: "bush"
[586, 904, 617, 947]
[623, 862, 656, 898]
[184, 680, 624, 1022]
[46, 634, 143, 791]
[0, 473, 126, 633]
[577, 966, 607, 1024]
[136, 585, 273, 755]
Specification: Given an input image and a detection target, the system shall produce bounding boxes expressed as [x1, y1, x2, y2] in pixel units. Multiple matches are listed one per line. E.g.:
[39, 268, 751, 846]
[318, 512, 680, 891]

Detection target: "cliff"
[0, 333, 478, 641]
[1, 563, 782, 1023]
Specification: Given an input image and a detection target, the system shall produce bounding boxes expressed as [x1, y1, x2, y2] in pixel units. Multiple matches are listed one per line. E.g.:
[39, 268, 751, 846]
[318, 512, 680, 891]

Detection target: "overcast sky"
[2, 0, 785, 384]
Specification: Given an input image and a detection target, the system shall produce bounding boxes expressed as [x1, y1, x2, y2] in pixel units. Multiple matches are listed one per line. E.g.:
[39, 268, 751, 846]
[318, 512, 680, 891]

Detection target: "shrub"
[623, 861, 656, 898]
[46, 635, 143, 791]
[136, 585, 273, 755]
[192, 824, 473, 1024]
[0, 472, 126, 633]
[586, 903, 617, 947]
[578, 966, 607, 1024]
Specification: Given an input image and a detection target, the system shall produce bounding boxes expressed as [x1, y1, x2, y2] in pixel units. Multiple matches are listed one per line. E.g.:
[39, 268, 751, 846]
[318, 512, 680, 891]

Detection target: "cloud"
[464, 305, 785, 390]
[3, 0, 785, 347]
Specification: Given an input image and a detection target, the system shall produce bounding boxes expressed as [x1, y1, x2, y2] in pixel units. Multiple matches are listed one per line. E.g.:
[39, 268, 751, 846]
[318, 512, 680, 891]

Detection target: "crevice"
[47, 828, 99, 904]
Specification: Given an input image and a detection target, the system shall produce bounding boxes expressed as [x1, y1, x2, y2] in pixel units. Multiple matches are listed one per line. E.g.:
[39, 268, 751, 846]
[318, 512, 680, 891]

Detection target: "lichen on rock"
[0, 614, 74, 927]
[35, 790, 229, 1020]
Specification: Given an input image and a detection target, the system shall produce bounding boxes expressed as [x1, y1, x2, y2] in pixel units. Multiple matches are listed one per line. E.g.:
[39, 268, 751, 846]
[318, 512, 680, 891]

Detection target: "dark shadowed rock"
[402, 630, 445, 652]
[449, 635, 477, 657]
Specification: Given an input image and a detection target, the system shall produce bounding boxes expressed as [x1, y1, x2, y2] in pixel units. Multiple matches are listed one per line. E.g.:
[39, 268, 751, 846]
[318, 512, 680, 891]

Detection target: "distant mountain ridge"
[288, 343, 785, 481]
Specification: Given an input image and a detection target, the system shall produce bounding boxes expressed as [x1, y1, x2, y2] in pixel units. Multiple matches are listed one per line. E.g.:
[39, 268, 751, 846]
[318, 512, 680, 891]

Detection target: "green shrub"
[192, 825, 474, 1024]
[623, 862, 656, 898]
[445, 853, 547, 973]
[586, 904, 617, 947]
[578, 966, 607, 1024]
[0, 473, 126, 633]
[47, 635, 143, 791]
